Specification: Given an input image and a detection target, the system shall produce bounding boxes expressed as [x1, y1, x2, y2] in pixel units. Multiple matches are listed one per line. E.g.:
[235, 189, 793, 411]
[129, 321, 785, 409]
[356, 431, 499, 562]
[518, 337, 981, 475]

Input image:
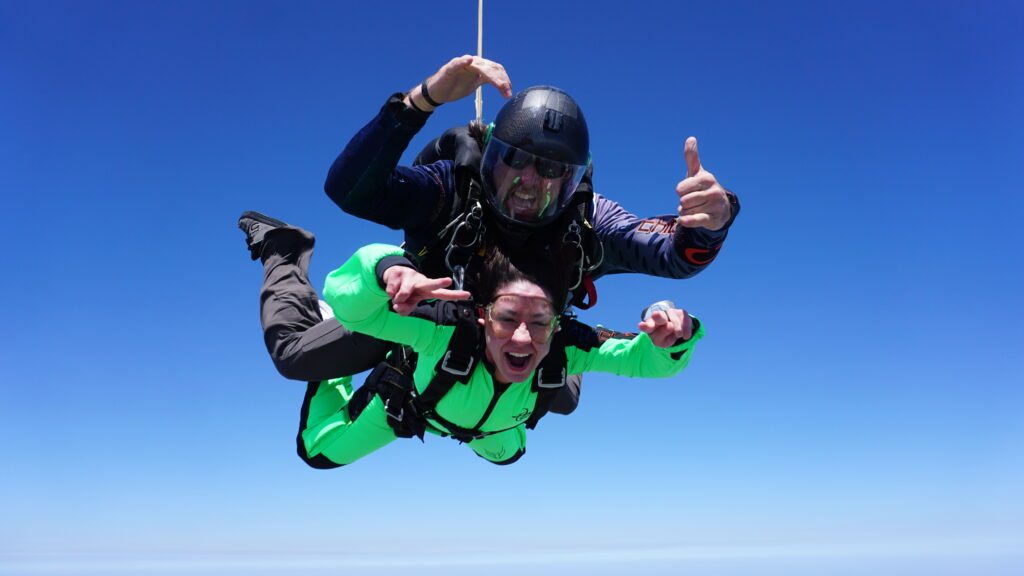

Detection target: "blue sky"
[3, 1, 1023, 574]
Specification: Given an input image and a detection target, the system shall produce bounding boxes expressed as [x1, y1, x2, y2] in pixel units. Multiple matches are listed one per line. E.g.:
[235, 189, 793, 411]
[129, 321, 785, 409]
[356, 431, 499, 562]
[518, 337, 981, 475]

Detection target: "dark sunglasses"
[500, 147, 570, 179]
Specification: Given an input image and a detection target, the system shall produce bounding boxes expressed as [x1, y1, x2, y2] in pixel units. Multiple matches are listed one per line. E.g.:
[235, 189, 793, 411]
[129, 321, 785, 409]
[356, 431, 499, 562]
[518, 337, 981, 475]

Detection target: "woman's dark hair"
[475, 240, 571, 309]
[467, 120, 489, 149]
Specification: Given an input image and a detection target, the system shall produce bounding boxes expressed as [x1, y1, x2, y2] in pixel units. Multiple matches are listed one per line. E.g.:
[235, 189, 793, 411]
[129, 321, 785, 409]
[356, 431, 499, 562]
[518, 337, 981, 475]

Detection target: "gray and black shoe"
[238, 211, 288, 260]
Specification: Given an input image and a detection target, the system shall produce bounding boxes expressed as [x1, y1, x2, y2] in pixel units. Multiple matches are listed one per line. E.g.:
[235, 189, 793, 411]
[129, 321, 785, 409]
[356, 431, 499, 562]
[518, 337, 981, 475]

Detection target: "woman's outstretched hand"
[638, 306, 693, 348]
[382, 266, 471, 316]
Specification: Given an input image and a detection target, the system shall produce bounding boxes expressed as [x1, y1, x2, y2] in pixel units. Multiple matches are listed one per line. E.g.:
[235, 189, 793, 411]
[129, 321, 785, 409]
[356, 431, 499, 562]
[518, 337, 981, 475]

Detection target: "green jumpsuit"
[298, 244, 705, 466]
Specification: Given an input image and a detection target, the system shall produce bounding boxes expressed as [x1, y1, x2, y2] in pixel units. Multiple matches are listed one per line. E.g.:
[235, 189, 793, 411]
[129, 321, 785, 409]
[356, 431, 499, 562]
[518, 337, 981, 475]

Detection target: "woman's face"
[480, 280, 558, 384]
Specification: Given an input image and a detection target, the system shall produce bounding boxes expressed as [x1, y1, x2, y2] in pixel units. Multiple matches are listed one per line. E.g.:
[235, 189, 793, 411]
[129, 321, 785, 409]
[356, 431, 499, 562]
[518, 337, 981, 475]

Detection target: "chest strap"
[370, 301, 484, 442]
[525, 327, 568, 430]
[412, 302, 480, 411]
[356, 303, 570, 442]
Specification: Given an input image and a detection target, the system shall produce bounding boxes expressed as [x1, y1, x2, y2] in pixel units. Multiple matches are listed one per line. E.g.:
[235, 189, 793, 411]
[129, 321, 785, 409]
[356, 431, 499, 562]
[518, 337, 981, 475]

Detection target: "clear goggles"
[483, 294, 558, 343]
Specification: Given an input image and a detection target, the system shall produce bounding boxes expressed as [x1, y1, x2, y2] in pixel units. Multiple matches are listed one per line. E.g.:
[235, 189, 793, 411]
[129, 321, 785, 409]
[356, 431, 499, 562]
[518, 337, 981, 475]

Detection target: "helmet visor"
[481, 136, 588, 226]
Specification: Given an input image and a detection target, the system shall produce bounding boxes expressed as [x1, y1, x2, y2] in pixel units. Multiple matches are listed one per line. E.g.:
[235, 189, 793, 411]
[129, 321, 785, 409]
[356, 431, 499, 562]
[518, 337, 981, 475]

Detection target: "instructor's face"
[480, 280, 557, 384]
[491, 155, 568, 222]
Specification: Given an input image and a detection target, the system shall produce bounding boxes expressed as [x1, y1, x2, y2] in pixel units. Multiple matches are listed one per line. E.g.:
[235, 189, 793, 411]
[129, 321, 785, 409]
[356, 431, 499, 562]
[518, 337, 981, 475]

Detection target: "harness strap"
[573, 274, 598, 310]
[411, 302, 480, 413]
[442, 189, 485, 284]
[363, 304, 570, 440]
[428, 413, 523, 444]
[359, 302, 486, 444]
[349, 349, 426, 441]
[417, 177, 486, 285]
[525, 328, 568, 430]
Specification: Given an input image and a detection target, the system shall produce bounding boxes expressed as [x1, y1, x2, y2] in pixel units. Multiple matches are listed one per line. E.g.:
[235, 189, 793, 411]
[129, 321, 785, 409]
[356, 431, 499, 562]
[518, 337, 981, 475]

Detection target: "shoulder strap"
[413, 124, 484, 170]
[411, 301, 481, 415]
[356, 302, 479, 443]
[525, 327, 569, 430]
[410, 124, 488, 282]
[412, 300, 519, 444]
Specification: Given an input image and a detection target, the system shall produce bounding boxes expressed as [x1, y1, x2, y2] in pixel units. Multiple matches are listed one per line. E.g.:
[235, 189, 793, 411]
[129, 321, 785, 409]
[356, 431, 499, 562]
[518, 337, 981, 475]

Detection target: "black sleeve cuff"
[671, 190, 740, 257]
[375, 254, 418, 288]
[669, 316, 701, 360]
[721, 190, 740, 230]
[385, 92, 432, 128]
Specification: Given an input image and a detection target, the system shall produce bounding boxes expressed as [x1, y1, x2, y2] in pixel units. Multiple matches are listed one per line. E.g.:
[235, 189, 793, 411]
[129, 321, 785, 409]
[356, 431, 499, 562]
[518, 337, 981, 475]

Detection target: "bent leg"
[259, 226, 390, 381]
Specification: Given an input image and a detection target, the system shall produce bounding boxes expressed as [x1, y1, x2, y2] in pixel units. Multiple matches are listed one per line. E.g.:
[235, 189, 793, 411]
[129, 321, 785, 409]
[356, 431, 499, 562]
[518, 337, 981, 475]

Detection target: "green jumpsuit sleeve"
[565, 319, 705, 379]
[322, 243, 452, 358]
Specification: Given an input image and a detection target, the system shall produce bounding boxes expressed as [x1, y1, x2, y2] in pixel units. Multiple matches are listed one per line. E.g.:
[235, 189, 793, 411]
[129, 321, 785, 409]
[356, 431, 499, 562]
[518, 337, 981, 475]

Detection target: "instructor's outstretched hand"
[405, 55, 513, 112]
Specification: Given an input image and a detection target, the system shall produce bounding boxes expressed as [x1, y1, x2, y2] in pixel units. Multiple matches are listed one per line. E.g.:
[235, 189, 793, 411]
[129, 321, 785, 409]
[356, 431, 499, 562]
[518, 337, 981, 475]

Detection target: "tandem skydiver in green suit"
[297, 241, 704, 467]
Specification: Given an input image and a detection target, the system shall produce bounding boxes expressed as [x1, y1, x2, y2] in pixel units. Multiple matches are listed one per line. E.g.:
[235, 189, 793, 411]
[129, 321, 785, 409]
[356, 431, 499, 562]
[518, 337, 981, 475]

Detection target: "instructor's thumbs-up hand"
[676, 137, 732, 231]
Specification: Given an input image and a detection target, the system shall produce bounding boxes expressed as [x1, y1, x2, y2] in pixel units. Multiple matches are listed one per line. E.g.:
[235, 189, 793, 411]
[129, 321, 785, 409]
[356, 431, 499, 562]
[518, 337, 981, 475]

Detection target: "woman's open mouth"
[505, 352, 531, 370]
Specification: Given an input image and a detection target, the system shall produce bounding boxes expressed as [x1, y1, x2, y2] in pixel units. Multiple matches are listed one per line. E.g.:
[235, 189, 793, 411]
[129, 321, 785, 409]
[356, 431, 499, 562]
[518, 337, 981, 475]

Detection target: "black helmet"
[480, 86, 590, 228]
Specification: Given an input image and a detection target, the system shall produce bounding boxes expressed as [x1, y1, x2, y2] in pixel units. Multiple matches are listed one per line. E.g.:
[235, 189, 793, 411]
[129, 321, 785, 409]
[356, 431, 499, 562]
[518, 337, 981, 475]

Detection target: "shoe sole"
[238, 210, 289, 228]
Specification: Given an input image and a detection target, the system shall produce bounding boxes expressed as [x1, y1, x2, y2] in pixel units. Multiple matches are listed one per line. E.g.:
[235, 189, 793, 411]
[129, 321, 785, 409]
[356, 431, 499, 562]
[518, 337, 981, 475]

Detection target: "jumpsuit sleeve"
[321, 243, 451, 358]
[590, 191, 740, 279]
[563, 317, 706, 379]
[324, 93, 459, 233]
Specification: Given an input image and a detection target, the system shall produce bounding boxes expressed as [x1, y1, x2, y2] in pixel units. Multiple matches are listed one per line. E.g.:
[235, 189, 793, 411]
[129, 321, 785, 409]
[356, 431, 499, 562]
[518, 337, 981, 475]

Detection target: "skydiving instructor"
[244, 55, 738, 419]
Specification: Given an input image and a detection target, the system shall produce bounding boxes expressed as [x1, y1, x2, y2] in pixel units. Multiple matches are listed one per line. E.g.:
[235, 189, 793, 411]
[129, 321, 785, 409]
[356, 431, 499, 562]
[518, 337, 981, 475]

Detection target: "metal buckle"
[384, 398, 404, 422]
[451, 264, 465, 292]
[537, 366, 566, 389]
[564, 221, 585, 291]
[445, 202, 485, 278]
[440, 350, 474, 376]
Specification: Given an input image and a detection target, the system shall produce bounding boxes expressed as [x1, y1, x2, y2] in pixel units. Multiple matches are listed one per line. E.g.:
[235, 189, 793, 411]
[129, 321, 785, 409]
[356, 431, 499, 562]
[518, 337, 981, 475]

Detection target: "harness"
[347, 301, 570, 443]
[348, 124, 597, 441]
[410, 124, 604, 306]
